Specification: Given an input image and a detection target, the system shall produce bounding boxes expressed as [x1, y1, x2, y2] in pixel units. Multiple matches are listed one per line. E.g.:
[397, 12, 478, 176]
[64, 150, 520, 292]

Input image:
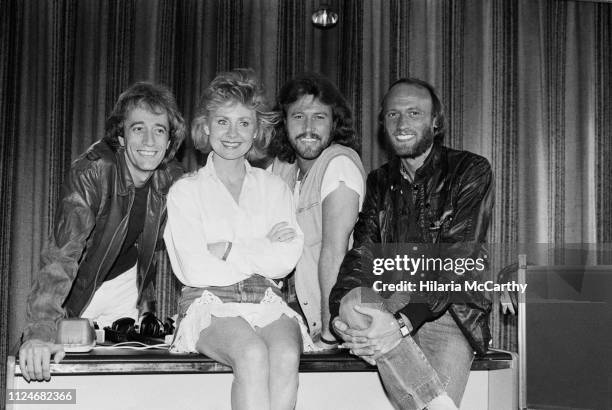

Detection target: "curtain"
[360, 0, 612, 351]
[2, 0, 611, 400]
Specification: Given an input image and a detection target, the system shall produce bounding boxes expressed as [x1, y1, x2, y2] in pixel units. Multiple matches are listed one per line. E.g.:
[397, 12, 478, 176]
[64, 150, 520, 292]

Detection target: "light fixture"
[311, 6, 338, 29]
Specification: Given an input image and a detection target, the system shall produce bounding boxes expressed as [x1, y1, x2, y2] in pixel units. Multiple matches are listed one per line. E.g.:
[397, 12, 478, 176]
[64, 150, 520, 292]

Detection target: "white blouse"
[164, 153, 304, 288]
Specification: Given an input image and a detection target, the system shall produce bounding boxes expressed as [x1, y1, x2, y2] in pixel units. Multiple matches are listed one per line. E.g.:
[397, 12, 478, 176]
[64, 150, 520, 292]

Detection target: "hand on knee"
[339, 287, 383, 330]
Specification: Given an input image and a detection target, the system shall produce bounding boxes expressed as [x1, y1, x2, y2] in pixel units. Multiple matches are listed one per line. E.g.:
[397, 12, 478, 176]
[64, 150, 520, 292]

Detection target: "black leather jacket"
[330, 143, 494, 355]
[23, 140, 183, 342]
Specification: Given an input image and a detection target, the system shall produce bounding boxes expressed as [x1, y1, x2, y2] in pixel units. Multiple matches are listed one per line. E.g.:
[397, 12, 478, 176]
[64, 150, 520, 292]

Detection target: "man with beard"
[268, 73, 366, 348]
[329, 78, 494, 410]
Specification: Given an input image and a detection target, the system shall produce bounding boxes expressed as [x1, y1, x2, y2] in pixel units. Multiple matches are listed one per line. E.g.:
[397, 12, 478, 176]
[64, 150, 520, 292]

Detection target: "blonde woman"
[164, 69, 312, 410]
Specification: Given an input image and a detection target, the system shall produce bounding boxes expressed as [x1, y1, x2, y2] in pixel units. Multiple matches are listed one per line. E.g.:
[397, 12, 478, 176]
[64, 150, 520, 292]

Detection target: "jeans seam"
[378, 339, 445, 409]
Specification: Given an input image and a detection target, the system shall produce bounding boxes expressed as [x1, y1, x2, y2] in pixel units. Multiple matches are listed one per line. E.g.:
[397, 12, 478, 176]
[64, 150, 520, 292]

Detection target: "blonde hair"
[191, 68, 279, 162]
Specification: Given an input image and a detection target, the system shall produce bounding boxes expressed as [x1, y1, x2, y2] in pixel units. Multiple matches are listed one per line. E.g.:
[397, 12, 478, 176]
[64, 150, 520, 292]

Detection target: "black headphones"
[109, 313, 174, 340]
[139, 312, 166, 338]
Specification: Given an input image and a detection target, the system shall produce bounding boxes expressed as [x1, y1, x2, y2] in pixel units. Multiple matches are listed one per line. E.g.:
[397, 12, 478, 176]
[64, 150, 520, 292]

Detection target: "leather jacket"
[329, 143, 494, 355]
[22, 140, 183, 342]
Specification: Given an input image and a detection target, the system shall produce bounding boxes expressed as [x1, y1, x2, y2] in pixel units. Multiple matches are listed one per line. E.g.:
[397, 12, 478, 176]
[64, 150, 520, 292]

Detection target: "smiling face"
[119, 106, 170, 187]
[204, 101, 257, 162]
[383, 83, 435, 159]
[285, 94, 333, 162]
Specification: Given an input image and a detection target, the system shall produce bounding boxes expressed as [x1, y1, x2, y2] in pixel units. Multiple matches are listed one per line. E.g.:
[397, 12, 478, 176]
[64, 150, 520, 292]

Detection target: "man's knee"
[338, 287, 384, 330]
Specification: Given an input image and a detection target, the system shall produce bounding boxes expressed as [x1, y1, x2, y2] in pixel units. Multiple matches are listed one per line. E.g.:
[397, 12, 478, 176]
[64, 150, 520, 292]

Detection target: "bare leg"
[195, 316, 271, 410]
[257, 315, 302, 410]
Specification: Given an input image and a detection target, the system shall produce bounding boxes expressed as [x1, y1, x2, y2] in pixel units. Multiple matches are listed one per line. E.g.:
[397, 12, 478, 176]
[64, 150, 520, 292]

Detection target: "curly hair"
[269, 73, 359, 163]
[104, 82, 186, 165]
[191, 68, 279, 163]
[377, 77, 447, 144]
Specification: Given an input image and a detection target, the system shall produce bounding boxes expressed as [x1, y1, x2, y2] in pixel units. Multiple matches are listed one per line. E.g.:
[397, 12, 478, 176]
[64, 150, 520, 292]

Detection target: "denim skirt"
[170, 275, 315, 353]
[176, 275, 282, 319]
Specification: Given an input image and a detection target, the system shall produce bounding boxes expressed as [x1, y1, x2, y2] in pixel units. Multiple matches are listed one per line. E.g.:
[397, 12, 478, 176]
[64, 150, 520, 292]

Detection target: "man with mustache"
[329, 78, 494, 410]
[269, 73, 365, 348]
[19, 82, 186, 381]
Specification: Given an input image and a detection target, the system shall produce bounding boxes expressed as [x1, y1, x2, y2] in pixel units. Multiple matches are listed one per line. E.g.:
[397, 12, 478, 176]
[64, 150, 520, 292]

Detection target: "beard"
[289, 132, 330, 160]
[388, 126, 434, 159]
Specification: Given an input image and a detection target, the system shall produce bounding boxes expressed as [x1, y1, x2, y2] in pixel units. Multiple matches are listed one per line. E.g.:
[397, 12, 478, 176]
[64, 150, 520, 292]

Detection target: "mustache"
[392, 128, 417, 137]
[297, 132, 322, 141]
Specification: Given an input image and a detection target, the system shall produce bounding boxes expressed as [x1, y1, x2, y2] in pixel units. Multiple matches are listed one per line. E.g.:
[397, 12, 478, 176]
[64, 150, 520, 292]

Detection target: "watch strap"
[394, 311, 411, 338]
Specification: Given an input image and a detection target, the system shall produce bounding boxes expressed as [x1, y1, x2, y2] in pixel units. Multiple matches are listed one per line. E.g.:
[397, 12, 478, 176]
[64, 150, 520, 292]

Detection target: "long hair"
[191, 68, 279, 163]
[269, 73, 359, 163]
[377, 77, 447, 146]
[104, 82, 186, 165]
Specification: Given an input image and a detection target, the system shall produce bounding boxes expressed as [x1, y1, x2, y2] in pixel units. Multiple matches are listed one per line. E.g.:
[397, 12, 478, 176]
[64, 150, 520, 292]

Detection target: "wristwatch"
[394, 311, 411, 338]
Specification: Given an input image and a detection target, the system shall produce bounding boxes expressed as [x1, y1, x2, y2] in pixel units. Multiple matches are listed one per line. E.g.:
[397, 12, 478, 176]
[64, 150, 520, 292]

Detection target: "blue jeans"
[339, 287, 473, 409]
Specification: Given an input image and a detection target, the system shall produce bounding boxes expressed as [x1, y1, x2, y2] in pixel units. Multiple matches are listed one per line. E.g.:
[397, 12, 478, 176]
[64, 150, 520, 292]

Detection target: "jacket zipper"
[136, 193, 164, 303]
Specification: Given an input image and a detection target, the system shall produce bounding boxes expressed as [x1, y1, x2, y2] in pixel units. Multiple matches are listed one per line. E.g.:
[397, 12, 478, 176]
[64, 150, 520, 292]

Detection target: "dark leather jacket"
[330, 143, 494, 355]
[22, 140, 183, 342]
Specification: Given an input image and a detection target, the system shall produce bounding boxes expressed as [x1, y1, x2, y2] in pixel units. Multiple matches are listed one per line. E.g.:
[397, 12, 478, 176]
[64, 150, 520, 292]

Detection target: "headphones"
[109, 313, 174, 341]
[139, 312, 170, 338]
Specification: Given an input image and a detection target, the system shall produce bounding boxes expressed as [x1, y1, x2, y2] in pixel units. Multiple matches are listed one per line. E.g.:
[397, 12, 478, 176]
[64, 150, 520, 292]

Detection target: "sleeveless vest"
[271, 144, 365, 335]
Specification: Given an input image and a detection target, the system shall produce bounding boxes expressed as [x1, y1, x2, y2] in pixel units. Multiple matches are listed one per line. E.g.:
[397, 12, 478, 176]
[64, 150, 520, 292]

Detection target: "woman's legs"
[195, 316, 271, 410]
[258, 315, 302, 410]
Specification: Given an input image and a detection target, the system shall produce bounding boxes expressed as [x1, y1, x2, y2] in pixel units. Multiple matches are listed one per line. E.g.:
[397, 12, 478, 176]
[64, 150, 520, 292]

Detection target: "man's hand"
[334, 305, 403, 364]
[332, 316, 366, 341]
[266, 222, 296, 243]
[333, 316, 374, 364]
[19, 339, 65, 382]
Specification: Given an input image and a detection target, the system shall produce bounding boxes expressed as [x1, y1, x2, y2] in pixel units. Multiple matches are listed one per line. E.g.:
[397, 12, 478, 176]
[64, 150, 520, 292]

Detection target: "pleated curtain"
[1, 0, 611, 400]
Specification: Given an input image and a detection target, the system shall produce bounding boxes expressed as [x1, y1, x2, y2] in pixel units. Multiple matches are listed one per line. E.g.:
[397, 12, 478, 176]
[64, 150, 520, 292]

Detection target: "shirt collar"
[393, 142, 445, 182]
[202, 152, 254, 178]
[414, 142, 442, 179]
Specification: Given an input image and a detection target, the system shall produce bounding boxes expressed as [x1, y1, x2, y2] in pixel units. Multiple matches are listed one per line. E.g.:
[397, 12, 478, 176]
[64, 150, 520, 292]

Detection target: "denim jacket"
[22, 140, 183, 342]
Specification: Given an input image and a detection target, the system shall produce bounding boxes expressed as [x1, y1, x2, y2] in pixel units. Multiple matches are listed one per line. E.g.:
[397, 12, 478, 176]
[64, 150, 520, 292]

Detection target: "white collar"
[202, 152, 253, 178]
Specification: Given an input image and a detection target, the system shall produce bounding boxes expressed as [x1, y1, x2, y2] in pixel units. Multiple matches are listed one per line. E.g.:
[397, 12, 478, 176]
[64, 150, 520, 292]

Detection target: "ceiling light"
[312, 6, 338, 29]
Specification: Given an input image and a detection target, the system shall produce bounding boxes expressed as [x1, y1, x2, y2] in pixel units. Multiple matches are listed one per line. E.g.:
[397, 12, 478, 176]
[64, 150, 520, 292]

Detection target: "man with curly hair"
[19, 82, 186, 381]
[268, 73, 365, 348]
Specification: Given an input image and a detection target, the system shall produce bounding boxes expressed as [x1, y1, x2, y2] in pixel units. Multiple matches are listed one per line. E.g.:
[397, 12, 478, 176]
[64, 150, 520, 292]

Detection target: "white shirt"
[287, 156, 364, 252]
[164, 153, 304, 288]
[290, 156, 365, 208]
[320, 156, 365, 207]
